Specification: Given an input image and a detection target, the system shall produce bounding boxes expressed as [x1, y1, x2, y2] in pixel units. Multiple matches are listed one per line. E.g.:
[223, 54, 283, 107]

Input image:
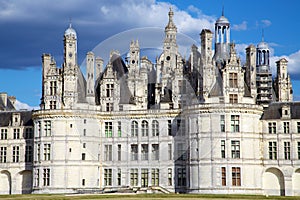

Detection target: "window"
[43, 144, 51, 160]
[25, 145, 33, 162]
[141, 169, 149, 187]
[177, 143, 186, 161]
[269, 141, 277, 160]
[229, 73, 238, 88]
[44, 120, 51, 136]
[232, 167, 241, 186]
[178, 80, 186, 94]
[105, 122, 113, 137]
[50, 101, 56, 109]
[12, 146, 20, 162]
[24, 128, 33, 139]
[0, 147, 7, 163]
[117, 169, 121, 186]
[130, 169, 138, 186]
[104, 145, 112, 161]
[284, 141, 290, 160]
[43, 168, 50, 186]
[34, 169, 39, 187]
[231, 140, 240, 159]
[222, 167, 226, 186]
[83, 143, 86, 148]
[151, 168, 159, 186]
[283, 122, 290, 133]
[117, 144, 121, 161]
[82, 179, 85, 186]
[13, 128, 20, 139]
[117, 121, 121, 137]
[37, 121, 41, 137]
[177, 119, 185, 136]
[131, 121, 138, 137]
[106, 102, 113, 111]
[168, 144, 172, 160]
[37, 144, 40, 162]
[268, 122, 276, 134]
[131, 144, 138, 161]
[50, 81, 57, 95]
[177, 168, 186, 186]
[82, 153, 86, 160]
[152, 120, 159, 136]
[229, 94, 238, 103]
[141, 120, 149, 137]
[83, 129, 86, 136]
[152, 144, 159, 160]
[220, 115, 225, 132]
[106, 84, 114, 97]
[297, 122, 300, 133]
[168, 168, 172, 186]
[168, 120, 172, 136]
[221, 140, 225, 158]
[141, 144, 148, 160]
[1, 129, 7, 140]
[230, 115, 240, 132]
[298, 142, 300, 159]
[104, 169, 112, 186]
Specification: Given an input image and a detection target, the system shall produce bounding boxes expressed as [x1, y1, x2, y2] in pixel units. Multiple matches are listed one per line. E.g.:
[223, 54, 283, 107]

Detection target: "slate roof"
[0, 111, 33, 127]
[261, 102, 300, 120]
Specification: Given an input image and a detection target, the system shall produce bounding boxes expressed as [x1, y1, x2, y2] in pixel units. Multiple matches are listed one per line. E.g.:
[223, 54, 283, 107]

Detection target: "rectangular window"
[232, 167, 241, 186]
[229, 94, 238, 103]
[168, 168, 172, 186]
[43, 168, 50, 186]
[117, 121, 122, 137]
[104, 145, 112, 161]
[105, 122, 113, 137]
[130, 169, 138, 186]
[131, 121, 138, 137]
[106, 102, 113, 112]
[220, 115, 225, 132]
[131, 144, 138, 161]
[141, 120, 149, 137]
[151, 168, 159, 186]
[268, 141, 277, 160]
[13, 128, 20, 139]
[34, 169, 39, 187]
[50, 101, 56, 109]
[297, 122, 300, 133]
[298, 142, 300, 159]
[229, 73, 238, 88]
[104, 168, 112, 186]
[44, 120, 51, 136]
[177, 143, 186, 161]
[43, 144, 51, 160]
[1, 129, 7, 140]
[37, 144, 40, 162]
[141, 144, 148, 160]
[82, 179, 85, 186]
[141, 169, 148, 187]
[37, 121, 41, 137]
[12, 146, 20, 162]
[222, 167, 226, 186]
[152, 120, 159, 136]
[152, 144, 159, 160]
[0, 146, 7, 163]
[221, 140, 225, 158]
[117, 169, 121, 186]
[284, 141, 291, 160]
[24, 128, 33, 139]
[168, 120, 172, 136]
[82, 153, 86, 160]
[168, 144, 172, 160]
[106, 84, 114, 97]
[231, 140, 240, 159]
[50, 81, 57, 95]
[177, 168, 186, 186]
[117, 144, 121, 161]
[25, 145, 33, 162]
[230, 115, 240, 132]
[268, 122, 276, 134]
[283, 122, 290, 134]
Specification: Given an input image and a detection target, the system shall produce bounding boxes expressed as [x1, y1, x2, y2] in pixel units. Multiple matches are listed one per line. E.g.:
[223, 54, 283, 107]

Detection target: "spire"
[165, 7, 176, 30]
[262, 29, 264, 42]
[222, 5, 224, 16]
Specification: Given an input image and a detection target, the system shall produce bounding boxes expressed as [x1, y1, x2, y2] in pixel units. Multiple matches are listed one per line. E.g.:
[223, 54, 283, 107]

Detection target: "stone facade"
[0, 8, 299, 196]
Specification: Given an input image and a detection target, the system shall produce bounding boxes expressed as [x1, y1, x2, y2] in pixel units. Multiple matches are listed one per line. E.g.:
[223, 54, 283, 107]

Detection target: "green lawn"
[0, 194, 299, 200]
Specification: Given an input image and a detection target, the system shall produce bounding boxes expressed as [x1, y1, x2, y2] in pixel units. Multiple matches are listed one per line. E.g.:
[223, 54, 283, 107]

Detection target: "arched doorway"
[263, 168, 285, 196]
[292, 169, 300, 196]
[0, 170, 11, 194]
[16, 170, 32, 194]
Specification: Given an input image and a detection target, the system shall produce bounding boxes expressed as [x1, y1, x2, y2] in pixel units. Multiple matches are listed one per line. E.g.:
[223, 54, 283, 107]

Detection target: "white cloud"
[270, 50, 300, 76]
[261, 19, 272, 27]
[232, 21, 247, 31]
[15, 100, 39, 111]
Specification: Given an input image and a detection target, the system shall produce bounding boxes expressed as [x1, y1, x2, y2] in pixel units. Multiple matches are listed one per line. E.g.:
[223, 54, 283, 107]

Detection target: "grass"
[0, 194, 299, 200]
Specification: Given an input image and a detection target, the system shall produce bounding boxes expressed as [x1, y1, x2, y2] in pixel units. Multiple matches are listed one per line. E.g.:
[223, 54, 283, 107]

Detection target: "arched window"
[141, 120, 149, 137]
[131, 121, 138, 137]
[152, 120, 159, 136]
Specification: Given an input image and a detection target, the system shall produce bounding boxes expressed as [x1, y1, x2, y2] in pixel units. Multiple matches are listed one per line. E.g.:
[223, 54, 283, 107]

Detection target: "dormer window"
[282, 105, 291, 119]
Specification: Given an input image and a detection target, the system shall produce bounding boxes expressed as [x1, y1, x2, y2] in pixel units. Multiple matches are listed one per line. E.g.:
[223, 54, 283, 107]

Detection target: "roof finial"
[69, 17, 72, 28]
[222, 5, 224, 16]
[262, 29, 264, 42]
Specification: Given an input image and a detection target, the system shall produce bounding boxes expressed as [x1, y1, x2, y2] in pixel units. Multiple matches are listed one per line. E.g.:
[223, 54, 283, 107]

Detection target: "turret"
[86, 51, 95, 105]
[128, 40, 140, 75]
[245, 45, 257, 99]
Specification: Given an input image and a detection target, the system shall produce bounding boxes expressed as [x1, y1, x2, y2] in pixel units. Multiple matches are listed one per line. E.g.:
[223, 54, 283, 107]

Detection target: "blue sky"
[0, 0, 300, 108]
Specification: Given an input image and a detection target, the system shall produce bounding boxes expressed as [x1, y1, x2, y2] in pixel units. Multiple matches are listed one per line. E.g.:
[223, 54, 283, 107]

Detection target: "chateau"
[1, 8, 300, 196]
